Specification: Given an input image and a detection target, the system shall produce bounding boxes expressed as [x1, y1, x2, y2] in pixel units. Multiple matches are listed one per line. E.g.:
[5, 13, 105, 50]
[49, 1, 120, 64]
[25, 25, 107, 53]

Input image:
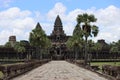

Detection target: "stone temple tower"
[50, 15, 67, 43]
[48, 15, 70, 60]
[9, 35, 16, 47]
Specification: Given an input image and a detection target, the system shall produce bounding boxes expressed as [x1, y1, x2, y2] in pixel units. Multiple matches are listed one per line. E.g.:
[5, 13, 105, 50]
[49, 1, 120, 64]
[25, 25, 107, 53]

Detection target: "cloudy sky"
[0, 0, 120, 45]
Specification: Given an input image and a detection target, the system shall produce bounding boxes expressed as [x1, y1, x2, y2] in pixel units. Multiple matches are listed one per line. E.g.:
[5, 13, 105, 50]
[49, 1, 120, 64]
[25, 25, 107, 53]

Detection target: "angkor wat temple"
[0, 15, 119, 60]
[0, 15, 71, 60]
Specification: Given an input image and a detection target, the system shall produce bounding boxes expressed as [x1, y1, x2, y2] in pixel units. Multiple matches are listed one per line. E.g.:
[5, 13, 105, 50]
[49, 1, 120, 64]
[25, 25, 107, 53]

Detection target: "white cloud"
[0, 2, 120, 45]
[47, 2, 120, 43]
[34, 11, 45, 22]
[0, 30, 12, 45]
[93, 5, 120, 43]
[47, 2, 66, 21]
[96, 5, 120, 27]
[0, 7, 36, 45]
[64, 23, 74, 35]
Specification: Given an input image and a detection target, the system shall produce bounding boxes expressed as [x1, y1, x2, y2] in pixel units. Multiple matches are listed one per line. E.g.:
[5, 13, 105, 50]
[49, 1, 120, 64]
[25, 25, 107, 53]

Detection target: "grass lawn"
[0, 71, 3, 79]
[90, 62, 120, 70]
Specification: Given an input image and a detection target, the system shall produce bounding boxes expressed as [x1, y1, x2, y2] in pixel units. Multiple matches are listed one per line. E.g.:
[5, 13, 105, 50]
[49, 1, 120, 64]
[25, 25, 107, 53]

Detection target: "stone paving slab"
[12, 61, 108, 80]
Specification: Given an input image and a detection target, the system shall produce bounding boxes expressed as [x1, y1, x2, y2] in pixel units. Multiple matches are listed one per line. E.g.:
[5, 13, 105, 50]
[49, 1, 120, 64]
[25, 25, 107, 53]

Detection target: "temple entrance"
[55, 47, 62, 60]
[56, 47, 60, 55]
[51, 47, 64, 60]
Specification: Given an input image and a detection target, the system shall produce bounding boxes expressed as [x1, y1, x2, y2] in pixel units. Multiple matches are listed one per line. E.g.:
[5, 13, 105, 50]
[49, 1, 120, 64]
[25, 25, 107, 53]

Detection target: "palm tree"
[77, 13, 99, 65]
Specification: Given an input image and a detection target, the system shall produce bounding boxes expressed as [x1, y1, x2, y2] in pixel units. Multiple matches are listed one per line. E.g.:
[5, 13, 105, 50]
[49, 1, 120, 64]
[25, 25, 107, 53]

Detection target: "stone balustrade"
[0, 59, 50, 80]
[102, 65, 120, 80]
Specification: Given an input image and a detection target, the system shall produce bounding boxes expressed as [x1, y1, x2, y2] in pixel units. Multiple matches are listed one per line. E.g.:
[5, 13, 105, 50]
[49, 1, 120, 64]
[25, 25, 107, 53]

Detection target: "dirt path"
[12, 61, 108, 80]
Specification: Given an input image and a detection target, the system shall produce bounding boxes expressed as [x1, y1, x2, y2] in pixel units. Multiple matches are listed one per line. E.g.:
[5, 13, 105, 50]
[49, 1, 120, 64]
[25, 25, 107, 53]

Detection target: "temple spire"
[36, 22, 42, 29]
[54, 15, 62, 27]
[51, 15, 65, 36]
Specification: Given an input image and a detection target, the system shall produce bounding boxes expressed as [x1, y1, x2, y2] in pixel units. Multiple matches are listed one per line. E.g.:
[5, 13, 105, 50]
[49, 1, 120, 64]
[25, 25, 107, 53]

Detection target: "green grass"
[0, 71, 4, 79]
[91, 62, 120, 71]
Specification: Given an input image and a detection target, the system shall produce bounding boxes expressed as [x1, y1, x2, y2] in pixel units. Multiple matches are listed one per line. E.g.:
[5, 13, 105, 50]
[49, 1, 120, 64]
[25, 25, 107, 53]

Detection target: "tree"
[109, 41, 120, 64]
[29, 22, 51, 59]
[92, 43, 102, 59]
[67, 24, 83, 48]
[87, 40, 95, 53]
[77, 13, 99, 65]
[14, 42, 26, 59]
[29, 23, 46, 47]
[5, 42, 12, 48]
[110, 42, 118, 53]
[66, 24, 84, 60]
[110, 46, 119, 53]
[115, 40, 120, 51]
[110, 41, 120, 59]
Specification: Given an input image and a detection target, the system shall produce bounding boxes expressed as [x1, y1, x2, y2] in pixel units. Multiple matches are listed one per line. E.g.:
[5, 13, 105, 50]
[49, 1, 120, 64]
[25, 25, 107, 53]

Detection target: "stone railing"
[102, 65, 120, 80]
[0, 59, 50, 80]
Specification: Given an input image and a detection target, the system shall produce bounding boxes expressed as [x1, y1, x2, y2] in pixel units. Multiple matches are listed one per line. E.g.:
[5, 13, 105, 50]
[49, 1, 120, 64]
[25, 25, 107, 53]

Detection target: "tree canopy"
[29, 22, 51, 48]
[110, 40, 120, 53]
[66, 24, 84, 49]
[76, 13, 99, 65]
[14, 42, 26, 53]
[77, 13, 99, 41]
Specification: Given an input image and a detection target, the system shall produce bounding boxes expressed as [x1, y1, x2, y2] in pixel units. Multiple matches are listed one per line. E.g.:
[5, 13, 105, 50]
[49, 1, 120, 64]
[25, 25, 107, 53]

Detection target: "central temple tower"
[49, 15, 70, 60]
[50, 15, 67, 43]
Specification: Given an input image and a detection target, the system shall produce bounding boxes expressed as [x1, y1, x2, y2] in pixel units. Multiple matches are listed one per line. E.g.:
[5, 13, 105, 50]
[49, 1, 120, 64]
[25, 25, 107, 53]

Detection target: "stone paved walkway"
[12, 61, 108, 80]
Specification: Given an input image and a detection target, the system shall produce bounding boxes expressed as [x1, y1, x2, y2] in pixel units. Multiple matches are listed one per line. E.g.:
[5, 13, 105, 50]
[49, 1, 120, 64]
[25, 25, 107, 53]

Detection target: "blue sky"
[1, 0, 120, 12]
[1, 0, 119, 11]
[0, 0, 120, 44]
